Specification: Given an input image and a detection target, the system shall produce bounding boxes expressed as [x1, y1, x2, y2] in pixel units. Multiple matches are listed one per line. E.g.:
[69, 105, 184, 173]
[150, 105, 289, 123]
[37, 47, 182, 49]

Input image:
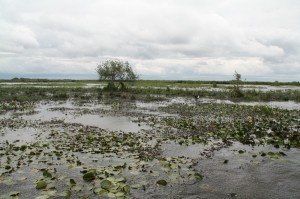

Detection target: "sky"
[0, 0, 300, 81]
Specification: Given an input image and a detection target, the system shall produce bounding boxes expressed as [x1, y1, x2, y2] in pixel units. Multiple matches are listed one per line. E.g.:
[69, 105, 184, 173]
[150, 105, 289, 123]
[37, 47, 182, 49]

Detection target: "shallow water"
[197, 98, 300, 110]
[197, 144, 300, 199]
[68, 114, 146, 132]
[13, 100, 150, 132]
[162, 141, 207, 158]
[0, 127, 38, 144]
[136, 141, 300, 199]
[1, 98, 300, 198]
[145, 84, 300, 93]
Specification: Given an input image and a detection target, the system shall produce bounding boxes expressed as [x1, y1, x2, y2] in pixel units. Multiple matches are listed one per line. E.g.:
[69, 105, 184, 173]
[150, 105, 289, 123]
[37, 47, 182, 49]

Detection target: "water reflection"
[67, 114, 146, 132]
[196, 98, 300, 110]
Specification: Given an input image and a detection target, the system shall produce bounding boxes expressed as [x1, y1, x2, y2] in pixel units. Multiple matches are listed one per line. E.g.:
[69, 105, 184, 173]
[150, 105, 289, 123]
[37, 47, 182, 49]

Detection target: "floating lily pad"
[156, 179, 167, 186]
[131, 183, 143, 189]
[115, 192, 125, 197]
[83, 172, 96, 181]
[115, 177, 126, 183]
[107, 192, 115, 198]
[58, 190, 71, 198]
[101, 179, 112, 190]
[71, 186, 82, 191]
[122, 185, 130, 193]
[35, 195, 50, 199]
[238, 150, 245, 154]
[69, 179, 76, 186]
[195, 173, 203, 180]
[9, 191, 20, 197]
[36, 181, 47, 189]
[20, 145, 27, 151]
[43, 170, 52, 178]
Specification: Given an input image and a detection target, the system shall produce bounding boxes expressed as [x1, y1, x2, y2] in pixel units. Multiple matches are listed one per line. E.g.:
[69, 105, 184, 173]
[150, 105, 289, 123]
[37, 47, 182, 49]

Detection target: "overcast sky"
[0, 0, 300, 81]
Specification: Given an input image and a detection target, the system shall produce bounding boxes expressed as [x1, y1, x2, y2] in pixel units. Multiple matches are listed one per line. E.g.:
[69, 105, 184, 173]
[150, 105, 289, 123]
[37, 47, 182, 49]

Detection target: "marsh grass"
[1, 80, 300, 103]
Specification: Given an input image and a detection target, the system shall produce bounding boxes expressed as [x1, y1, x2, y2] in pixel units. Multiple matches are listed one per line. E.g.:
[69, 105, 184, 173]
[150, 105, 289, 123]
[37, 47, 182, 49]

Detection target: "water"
[16, 100, 150, 132]
[162, 141, 207, 158]
[196, 144, 300, 199]
[198, 98, 300, 110]
[68, 114, 144, 132]
[136, 141, 300, 199]
[1, 98, 300, 198]
[0, 127, 38, 144]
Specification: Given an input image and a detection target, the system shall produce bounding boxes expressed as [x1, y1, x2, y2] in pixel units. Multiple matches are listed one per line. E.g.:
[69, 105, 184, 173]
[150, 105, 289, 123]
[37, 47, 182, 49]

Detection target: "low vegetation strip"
[1, 81, 300, 103]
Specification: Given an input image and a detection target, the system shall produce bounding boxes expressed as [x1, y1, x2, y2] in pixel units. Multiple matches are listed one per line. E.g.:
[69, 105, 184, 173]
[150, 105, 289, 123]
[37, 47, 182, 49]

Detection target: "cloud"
[0, 0, 299, 81]
[0, 22, 39, 53]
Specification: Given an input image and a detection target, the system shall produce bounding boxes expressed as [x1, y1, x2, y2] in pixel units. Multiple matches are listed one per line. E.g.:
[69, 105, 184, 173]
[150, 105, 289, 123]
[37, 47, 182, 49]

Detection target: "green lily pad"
[156, 179, 167, 186]
[9, 191, 20, 197]
[35, 189, 57, 199]
[131, 183, 143, 189]
[115, 192, 125, 197]
[58, 190, 71, 198]
[35, 195, 50, 199]
[123, 185, 130, 193]
[115, 177, 126, 182]
[93, 188, 103, 194]
[71, 186, 81, 191]
[195, 172, 203, 180]
[43, 170, 52, 178]
[279, 151, 287, 156]
[238, 150, 245, 154]
[260, 151, 267, 157]
[83, 172, 96, 181]
[101, 180, 112, 190]
[107, 193, 115, 198]
[20, 145, 27, 151]
[36, 181, 47, 189]
[69, 179, 76, 186]
[170, 164, 178, 170]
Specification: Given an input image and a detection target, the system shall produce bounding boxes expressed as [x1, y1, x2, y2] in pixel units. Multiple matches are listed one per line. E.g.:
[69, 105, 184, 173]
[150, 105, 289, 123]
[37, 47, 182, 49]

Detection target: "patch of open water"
[195, 98, 300, 110]
[68, 114, 145, 132]
[195, 143, 300, 199]
[13, 100, 151, 132]
[0, 127, 38, 144]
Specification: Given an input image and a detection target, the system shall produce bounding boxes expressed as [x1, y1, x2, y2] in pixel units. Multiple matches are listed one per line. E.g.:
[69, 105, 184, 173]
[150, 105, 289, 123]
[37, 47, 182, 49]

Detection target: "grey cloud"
[0, 0, 299, 81]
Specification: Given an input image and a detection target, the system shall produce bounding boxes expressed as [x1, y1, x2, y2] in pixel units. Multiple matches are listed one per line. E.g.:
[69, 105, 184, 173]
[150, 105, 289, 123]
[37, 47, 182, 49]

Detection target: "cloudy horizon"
[1, 0, 300, 81]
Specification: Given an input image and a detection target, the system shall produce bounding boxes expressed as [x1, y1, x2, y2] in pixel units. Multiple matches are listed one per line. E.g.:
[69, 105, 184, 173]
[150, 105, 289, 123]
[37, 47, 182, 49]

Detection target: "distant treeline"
[0, 78, 95, 83]
[0, 78, 299, 86]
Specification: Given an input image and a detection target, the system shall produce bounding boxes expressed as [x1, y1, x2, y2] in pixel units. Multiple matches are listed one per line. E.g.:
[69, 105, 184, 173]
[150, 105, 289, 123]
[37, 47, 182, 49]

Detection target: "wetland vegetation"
[0, 79, 300, 198]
